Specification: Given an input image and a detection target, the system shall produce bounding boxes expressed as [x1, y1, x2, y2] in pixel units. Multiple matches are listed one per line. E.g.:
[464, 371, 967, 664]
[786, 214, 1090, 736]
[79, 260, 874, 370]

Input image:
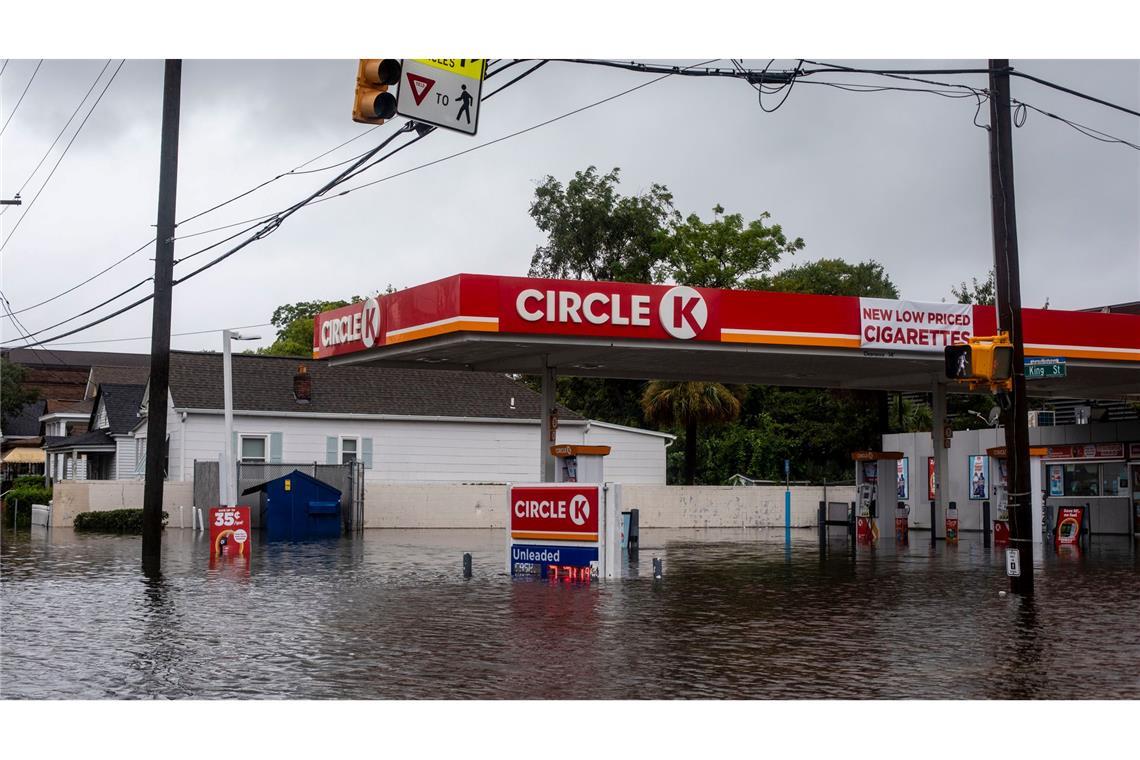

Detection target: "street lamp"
[222, 330, 261, 507]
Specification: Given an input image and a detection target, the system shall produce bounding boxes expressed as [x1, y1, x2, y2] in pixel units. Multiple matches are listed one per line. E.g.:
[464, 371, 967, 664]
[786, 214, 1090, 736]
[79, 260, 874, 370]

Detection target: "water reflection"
[1, 527, 1137, 699]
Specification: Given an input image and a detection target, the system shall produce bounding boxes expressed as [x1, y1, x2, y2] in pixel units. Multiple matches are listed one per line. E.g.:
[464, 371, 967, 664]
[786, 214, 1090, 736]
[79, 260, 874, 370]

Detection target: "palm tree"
[641, 381, 744, 485]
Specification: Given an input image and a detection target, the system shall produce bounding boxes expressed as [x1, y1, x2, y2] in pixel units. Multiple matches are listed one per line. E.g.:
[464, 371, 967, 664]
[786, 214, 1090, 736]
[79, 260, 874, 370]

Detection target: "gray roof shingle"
[166, 351, 581, 421]
[96, 384, 146, 434]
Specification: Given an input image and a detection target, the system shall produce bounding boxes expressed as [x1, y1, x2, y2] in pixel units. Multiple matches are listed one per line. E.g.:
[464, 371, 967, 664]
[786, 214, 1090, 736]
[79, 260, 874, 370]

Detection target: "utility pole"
[141, 60, 182, 575]
[987, 59, 1034, 595]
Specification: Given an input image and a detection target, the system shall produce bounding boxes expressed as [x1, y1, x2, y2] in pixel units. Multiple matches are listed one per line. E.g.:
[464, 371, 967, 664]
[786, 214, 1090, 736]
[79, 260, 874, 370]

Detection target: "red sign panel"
[510, 484, 599, 542]
[209, 506, 251, 557]
[1043, 443, 1125, 460]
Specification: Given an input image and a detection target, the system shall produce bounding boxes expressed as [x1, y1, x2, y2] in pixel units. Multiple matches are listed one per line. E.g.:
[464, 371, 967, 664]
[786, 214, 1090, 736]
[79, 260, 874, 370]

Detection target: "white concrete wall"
[177, 413, 669, 485]
[359, 483, 855, 529]
[50, 479, 194, 528]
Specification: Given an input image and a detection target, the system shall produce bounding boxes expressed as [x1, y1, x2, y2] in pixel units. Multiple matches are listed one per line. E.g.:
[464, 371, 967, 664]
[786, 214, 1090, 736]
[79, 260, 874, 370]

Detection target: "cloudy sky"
[1, 55, 1137, 354]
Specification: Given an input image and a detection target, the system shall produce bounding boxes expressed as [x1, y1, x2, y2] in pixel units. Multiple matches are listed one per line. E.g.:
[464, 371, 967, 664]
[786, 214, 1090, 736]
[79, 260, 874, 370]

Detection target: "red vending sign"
[510, 484, 599, 542]
[210, 506, 251, 558]
[1055, 507, 1084, 545]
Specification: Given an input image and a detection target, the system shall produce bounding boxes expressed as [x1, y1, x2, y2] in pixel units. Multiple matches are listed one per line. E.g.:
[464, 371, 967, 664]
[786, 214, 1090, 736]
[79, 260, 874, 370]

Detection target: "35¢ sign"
[396, 59, 486, 135]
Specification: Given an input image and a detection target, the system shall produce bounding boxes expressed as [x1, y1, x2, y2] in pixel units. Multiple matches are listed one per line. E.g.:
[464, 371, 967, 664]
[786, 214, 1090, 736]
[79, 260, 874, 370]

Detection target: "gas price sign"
[507, 483, 621, 580]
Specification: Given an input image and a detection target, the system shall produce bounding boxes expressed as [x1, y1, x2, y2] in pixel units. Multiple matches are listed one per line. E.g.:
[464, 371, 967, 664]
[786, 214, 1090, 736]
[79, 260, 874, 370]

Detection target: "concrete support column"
[931, 382, 949, 540]
[538, 362, 557, 482]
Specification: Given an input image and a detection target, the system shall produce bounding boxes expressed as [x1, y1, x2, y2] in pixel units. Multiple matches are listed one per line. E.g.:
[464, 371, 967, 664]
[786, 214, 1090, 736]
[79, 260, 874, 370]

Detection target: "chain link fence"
[193, 460, 365, 533]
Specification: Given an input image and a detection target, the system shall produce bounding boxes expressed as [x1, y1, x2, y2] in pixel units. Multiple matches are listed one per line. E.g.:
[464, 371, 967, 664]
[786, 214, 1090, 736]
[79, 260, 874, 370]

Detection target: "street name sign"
[396, 59, 486, 135]
[1025, 357, 1066, 380]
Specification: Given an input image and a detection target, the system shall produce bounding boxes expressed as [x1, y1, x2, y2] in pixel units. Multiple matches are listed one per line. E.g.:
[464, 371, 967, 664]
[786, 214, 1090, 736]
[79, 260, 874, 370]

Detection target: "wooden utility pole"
[987, 59, 1034, 595]
[142, 60, 182, 575]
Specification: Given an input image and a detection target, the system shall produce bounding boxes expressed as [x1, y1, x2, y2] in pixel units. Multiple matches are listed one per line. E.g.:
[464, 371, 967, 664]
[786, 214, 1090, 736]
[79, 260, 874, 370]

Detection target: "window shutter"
[362, 437, 373, 470]
[326, 436, 338, 465]
[269, 432, 283, 464]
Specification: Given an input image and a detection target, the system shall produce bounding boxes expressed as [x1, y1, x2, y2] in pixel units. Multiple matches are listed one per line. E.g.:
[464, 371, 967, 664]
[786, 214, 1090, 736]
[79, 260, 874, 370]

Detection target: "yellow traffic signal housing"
[353, 59, 402, 125]
[945, 332, 1013, 391]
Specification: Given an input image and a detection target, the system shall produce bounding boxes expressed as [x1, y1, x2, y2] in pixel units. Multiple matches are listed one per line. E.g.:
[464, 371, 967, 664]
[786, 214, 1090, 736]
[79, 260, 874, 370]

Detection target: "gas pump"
[895, 501, 910, 545]
[856, 482, 875, 543]
[852, 451, 902, 545]
[993, 481, 1010, 545]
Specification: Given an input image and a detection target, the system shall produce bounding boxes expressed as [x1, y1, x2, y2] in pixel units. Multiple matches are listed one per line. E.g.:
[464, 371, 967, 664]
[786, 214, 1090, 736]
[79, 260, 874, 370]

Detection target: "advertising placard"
[1055, 507, 1084, 545]
[927, 457, 936, 501]
[1048, 465, 1064, 497]
[858, 298, 973, 352]
[507, 483, 620, 579]
[968, 455, 988, 500]
[896, 457, 909, 500]
[209, 506, 251, 558]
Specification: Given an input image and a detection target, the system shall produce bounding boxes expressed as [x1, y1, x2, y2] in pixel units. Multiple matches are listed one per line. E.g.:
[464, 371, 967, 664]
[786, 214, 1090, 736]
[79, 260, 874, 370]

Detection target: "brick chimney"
[293, 365, 311, 403]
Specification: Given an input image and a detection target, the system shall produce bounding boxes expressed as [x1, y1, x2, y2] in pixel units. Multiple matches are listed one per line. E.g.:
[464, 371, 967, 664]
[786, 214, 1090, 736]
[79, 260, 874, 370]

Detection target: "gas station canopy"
[314, 274, 1140, 401]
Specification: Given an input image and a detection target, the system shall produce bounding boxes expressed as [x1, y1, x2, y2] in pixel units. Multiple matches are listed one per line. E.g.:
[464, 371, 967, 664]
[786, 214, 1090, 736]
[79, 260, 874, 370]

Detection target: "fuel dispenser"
[551, 444, 610, 484]
[986, 446, 1048, 545]
[852, 451, 903, 545]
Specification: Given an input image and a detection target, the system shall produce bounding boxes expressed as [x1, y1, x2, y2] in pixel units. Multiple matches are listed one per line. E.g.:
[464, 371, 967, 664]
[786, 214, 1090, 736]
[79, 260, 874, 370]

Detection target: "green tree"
[260, 298, 357, 357]
[750, 258, 900, 298]
[1, 359, 39, 419]
[950, 268, 995, 305]
[663, 205, 803, 288]
[528, 166, 678, 283]
[641, 381, 745, 485]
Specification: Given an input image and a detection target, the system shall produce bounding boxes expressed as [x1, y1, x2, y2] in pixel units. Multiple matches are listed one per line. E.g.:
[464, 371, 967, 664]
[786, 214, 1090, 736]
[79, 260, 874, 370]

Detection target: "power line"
[12, 277, 154, 341]
[3, 239, 154, 317]
[1, 60, 112, 216]
[0, 58, 570, 349]
[310, 59, 719, 206]
[0, 59, 43, 137]
[0, 59, 125, 252]
[1009, 69, 1140, 119]
[43, 322, 274, 347]
[0, 59, 9, 79]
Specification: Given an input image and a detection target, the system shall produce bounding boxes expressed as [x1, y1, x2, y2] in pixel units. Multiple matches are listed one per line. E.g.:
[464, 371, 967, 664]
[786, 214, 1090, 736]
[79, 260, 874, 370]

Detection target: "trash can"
[241, 469, 343, 540]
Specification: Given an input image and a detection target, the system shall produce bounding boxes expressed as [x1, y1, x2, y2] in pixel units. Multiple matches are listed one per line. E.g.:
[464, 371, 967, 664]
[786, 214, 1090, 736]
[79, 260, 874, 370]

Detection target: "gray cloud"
[2, 58, 1137, 354]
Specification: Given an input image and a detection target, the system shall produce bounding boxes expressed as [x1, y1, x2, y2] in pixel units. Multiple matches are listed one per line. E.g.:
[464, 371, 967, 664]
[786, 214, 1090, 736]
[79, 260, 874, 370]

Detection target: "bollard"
[930, 499, 937, 547]
[462, 552, 472, 579]
[627, 508, 640, 560]
[818, 501, 826, 550]
[982, 500, 991, 548]
[652, 557, 663, 579]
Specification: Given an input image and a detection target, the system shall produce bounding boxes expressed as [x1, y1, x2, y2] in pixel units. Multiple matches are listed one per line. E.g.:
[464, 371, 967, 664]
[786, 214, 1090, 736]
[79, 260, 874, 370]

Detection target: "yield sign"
[406, 73, 435, 106]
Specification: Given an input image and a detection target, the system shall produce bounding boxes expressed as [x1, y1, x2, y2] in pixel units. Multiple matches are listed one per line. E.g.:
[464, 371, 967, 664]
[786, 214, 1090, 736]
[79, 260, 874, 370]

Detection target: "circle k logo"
[361, 297, 382, 348]
[568, 494, 591, 526]
[659, 285, 708, 340]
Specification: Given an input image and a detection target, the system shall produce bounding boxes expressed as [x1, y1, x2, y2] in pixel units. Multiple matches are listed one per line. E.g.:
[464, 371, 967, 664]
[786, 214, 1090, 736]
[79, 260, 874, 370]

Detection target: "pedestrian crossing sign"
[396, 59, 486, 136]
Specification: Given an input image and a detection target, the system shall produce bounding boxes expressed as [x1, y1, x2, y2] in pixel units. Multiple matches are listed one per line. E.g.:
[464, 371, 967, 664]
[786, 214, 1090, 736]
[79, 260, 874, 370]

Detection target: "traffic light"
[352, 59, 402, 125]
[944, 333, 1014, 390]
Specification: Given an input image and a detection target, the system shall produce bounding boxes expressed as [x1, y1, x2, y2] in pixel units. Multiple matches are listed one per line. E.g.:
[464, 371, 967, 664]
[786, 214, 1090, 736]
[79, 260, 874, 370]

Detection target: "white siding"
[95, 400, 109, 430]
[176, 413, 668, 484]
[115, 436, 137, 479]
[580, 423, 671, 484]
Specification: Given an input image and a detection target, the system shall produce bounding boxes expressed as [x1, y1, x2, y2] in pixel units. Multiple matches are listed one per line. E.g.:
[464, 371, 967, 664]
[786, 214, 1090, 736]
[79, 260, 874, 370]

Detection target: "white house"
[133, 351, 673, 484]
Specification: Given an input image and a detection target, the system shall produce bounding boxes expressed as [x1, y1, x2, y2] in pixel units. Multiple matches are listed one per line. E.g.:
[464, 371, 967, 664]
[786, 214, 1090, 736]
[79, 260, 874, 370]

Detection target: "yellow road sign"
[411, 59, 485, 80]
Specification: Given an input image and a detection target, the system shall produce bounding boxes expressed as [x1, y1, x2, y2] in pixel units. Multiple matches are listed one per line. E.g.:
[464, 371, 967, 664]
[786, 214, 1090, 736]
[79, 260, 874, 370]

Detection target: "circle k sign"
[361, 296, 382, 348]
[659, 285, 708, 340]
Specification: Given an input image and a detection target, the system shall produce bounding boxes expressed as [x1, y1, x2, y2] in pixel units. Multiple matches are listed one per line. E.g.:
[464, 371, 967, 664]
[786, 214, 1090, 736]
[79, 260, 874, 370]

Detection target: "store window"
[1063, 463, 1100, 496]
[340, 437, 359, 465]
[1056, 462, 1130, 497]
[1101, 462, 1128, 497]
[240, 435, 268, 464]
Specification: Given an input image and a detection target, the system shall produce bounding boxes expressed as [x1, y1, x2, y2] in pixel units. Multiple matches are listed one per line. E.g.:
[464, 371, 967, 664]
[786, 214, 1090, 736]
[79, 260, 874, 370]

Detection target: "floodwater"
[2, 526, 1138, 699]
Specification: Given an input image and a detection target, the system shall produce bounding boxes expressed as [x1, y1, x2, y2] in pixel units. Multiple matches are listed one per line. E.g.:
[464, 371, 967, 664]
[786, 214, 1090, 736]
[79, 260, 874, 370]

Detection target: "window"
[1063, 463, 1100, 496]
[240, 435, 268, 464]
[1101, 462, 1128, 497]
[340, 436, 359, 465]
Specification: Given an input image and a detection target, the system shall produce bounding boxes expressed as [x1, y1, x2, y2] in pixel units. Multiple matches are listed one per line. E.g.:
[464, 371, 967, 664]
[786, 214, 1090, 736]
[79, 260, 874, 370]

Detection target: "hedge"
[72, 509, 168, 533]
